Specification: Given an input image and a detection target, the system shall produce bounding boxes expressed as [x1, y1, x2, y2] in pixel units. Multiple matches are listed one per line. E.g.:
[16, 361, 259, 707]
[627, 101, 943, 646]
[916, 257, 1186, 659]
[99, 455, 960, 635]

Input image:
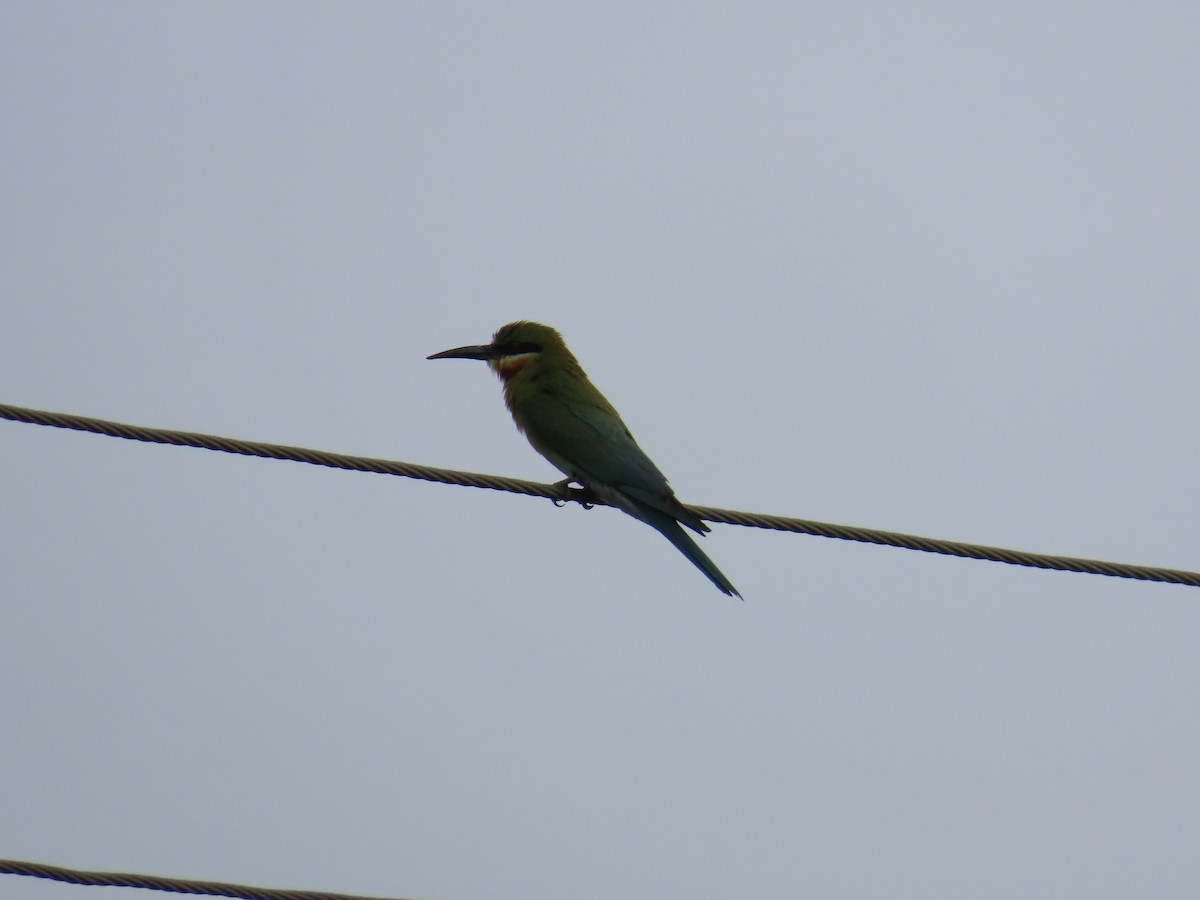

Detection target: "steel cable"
[3, 401, 1196, 589]
[0, 857, 415, 900]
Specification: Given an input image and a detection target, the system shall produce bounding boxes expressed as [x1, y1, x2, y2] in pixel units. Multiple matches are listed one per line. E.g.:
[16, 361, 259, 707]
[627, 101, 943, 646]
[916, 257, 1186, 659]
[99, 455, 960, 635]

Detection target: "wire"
[0, 857, 417, 900]
[2, 401, 1197, 589]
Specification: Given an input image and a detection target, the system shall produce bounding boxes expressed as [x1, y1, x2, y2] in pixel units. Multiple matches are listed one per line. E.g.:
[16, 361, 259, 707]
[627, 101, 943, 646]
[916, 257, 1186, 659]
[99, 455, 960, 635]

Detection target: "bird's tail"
[635, 505, 741, 599]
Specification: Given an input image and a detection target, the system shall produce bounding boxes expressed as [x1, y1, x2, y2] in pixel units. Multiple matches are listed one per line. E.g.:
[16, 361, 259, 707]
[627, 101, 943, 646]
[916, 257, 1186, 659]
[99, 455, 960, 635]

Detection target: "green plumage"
[429, 321, 739, 598]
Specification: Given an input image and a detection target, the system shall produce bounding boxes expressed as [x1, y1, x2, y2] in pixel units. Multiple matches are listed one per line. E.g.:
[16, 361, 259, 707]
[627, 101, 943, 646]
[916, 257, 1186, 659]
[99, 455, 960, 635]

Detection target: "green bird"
[428, 321, 740, 598]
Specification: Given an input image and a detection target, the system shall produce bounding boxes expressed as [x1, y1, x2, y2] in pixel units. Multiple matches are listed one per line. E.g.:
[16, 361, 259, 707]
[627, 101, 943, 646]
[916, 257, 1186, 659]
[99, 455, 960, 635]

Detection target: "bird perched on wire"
[428, 321, 739, 598]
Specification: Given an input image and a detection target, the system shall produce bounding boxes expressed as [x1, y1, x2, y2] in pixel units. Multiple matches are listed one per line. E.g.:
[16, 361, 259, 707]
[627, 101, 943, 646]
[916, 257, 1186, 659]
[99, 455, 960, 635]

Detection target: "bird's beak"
[427, 343, 497, 361]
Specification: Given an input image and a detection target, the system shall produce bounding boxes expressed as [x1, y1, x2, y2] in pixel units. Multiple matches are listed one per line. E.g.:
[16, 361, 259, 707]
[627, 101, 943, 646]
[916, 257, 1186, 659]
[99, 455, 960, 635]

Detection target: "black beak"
[427, 343, 497, 361]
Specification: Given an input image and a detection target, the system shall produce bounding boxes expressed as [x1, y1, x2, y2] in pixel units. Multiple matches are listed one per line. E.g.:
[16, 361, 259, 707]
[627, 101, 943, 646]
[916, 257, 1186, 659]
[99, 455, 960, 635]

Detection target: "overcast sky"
[3, 4, 1199, 899]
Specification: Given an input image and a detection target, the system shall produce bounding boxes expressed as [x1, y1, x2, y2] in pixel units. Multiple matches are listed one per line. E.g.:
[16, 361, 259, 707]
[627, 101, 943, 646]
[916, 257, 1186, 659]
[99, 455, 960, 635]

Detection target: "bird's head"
[427, 321, 573, 382]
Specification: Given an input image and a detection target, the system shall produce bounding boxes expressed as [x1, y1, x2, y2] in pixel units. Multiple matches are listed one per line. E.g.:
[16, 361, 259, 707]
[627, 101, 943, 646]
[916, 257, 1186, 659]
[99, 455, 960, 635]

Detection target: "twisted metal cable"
[0, 402, 560, 499]
[3, 401, 1197, 589]
[688, 505, 1200, 586]
[0, 857, 415, 900]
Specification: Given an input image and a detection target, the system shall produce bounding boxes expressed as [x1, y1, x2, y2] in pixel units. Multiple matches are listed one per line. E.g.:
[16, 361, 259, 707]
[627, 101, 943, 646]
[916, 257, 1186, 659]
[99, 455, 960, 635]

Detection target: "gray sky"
[3, 3, 1199, 899]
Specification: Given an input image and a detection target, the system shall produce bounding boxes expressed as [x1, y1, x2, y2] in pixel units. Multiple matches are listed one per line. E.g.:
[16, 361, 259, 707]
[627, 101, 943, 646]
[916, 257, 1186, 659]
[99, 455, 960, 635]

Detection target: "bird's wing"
[515, 385, 709, 533]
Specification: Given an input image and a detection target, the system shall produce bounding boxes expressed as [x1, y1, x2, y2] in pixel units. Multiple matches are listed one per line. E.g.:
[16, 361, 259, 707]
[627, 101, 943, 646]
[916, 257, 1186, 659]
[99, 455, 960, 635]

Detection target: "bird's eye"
[503, 341, 523, 354]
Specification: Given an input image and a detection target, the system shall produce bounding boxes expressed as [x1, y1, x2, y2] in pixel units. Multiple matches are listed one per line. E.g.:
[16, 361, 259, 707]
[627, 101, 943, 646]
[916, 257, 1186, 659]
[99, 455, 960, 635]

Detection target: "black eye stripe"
[501, 340, 541, 354]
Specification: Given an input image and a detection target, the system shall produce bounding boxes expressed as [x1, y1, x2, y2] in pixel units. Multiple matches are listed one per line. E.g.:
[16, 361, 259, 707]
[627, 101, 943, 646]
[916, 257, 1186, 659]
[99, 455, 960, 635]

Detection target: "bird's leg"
[550, 477, 575, 507]
[551, 477, 597, 510]
[569, 484, 598, 509]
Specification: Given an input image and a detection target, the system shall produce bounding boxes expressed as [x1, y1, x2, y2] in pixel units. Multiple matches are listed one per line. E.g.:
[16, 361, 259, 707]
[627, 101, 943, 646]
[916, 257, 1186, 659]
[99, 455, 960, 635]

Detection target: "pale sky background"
[3, 4, 1199, 899]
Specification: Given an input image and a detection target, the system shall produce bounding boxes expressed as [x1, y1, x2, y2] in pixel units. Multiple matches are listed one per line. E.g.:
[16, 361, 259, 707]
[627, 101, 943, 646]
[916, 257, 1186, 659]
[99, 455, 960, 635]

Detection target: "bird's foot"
[551, 478, 597, 510]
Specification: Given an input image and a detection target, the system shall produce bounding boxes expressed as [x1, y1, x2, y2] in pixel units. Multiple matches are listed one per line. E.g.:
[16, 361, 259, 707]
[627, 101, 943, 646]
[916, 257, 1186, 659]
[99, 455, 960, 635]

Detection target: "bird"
[428, 321, 740, 598]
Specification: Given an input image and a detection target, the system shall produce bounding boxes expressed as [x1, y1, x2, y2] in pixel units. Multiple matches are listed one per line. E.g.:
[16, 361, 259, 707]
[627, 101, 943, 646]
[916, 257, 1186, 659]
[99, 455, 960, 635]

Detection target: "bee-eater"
[428, 321, 740, 598]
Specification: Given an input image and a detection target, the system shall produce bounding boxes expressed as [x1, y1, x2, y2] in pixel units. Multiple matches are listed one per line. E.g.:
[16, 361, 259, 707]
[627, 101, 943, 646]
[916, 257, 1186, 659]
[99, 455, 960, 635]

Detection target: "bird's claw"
[550, 478, 597, 510]
[571, 486, 598, 510]
[551, 477, 574, 507]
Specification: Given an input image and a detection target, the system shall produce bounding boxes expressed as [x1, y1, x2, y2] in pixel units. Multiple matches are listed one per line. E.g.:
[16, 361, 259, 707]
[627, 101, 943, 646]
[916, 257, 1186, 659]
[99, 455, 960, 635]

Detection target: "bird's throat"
[490, 353, 537, 382]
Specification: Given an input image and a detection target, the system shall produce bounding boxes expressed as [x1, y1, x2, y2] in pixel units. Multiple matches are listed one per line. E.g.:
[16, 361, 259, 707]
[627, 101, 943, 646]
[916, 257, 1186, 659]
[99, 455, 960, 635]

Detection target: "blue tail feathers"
[635, 504, 741, 599]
